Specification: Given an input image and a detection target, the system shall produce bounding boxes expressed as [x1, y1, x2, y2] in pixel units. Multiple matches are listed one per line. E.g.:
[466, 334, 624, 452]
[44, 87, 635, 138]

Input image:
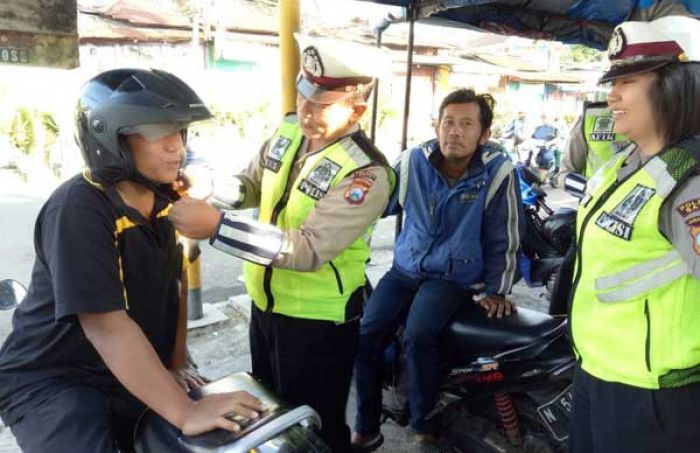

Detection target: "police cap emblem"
[301, 46, 324, 77]
[608, 28, 626, 60]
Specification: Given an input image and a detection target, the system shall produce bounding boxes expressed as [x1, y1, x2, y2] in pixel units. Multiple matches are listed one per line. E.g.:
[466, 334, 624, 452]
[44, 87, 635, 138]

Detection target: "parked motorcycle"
[370, 166, 576, 452]
[0, 280, 24, 310]
[378, 297, 575, 452]
[517, 165, 576, 309]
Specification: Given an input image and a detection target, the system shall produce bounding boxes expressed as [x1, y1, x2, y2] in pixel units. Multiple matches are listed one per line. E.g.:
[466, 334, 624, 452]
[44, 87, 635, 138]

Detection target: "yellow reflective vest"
[571, 143, 700, 389]
[243, 115, 394, 322]
[582, 102, 627, 178]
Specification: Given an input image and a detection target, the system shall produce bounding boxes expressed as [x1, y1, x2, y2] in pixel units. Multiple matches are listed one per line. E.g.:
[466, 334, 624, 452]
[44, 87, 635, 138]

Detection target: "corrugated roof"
[79, 12, 192, 42]
[104, 0, 190, 27]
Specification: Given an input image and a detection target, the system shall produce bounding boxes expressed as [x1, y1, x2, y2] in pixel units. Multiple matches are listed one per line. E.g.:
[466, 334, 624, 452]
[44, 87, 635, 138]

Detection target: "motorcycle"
[521, 128, 561, 189]
[517, 165, 576, 311]
[377, 295, 575, 452]
[0, 279, 26, 310]
[369, 167, 577, 452]
[0, 280, 330, 453]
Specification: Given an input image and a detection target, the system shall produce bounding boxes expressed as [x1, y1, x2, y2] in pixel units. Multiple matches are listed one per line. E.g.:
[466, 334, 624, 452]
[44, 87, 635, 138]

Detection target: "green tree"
[562, 44, 604, 65]
[9, 107, 36, 155]
[38, 111, 60, 167]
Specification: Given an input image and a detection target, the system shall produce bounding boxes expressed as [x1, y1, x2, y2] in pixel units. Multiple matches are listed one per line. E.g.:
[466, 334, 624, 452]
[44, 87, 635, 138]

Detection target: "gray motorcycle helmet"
[75, 68, 212, 185]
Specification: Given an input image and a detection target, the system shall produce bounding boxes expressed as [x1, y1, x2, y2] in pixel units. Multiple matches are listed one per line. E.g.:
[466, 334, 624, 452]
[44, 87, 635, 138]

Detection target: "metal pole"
[279, 0, 300, 116]
[370, 31, 382, 144]
[184, 238, 204, 320]
[370, 14, 395, 144]
[395, 1, 417, 239]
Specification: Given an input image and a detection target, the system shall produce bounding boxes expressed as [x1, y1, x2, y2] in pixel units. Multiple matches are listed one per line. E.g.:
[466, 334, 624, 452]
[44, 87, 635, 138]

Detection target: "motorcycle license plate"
[536, 384, 573, 442]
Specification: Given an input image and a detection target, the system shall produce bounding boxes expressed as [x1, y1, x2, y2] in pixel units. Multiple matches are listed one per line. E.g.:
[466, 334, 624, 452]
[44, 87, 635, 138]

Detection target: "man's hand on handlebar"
[180, 391, 266, 436]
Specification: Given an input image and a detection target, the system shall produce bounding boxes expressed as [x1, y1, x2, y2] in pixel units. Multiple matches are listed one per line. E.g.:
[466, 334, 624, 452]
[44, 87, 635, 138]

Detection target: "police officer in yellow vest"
[558, 103, 628, 185]
[568, 16, 700, 453]
[169, 36, 394, 452]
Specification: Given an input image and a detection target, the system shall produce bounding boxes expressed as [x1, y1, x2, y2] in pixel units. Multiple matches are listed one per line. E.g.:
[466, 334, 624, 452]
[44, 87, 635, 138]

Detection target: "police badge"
[591, 116, 615, 141]
[264, 137, 292, 173]
[595, 184, 655, 240]
[298, 158, 342, 200]
[608, 28, 625, 60]
[302, 46, 324, 77]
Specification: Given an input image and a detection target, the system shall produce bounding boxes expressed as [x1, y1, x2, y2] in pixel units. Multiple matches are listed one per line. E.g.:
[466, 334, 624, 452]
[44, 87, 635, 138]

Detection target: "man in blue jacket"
[352, 88, 525, 452]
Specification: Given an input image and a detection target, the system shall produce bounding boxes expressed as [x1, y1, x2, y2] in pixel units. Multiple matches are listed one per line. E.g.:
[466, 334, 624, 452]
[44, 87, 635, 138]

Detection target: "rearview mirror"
[0, 279, 27, 310]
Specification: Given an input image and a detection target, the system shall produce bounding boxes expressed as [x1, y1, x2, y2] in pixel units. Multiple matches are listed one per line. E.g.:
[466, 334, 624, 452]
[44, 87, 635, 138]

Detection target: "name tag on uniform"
[264, 137, 292, 173]
[459, 192, 479, 203]
[298, 158, 341, 200]
[594, 184, 655, 240]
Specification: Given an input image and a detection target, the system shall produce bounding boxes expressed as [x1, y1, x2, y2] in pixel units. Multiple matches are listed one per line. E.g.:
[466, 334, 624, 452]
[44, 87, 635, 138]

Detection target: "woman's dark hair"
[649, 62, 700, 147]
[438, 88, 496, 131]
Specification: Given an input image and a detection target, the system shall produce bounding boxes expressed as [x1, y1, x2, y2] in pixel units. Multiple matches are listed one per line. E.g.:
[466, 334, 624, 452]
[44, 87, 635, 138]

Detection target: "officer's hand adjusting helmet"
[75, 68, 212, 186]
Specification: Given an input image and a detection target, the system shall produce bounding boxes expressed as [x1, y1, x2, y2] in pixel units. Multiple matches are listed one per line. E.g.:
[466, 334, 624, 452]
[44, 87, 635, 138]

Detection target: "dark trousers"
[250, 302, 359, 453]
[9, 383, 143, 453]
[570, 364, 700, 453]
[354, 266, 467, 434]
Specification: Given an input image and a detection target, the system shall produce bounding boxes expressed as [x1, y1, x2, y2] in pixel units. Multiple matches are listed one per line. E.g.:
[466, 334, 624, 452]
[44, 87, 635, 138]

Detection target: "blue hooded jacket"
[387, 139, 524, 295]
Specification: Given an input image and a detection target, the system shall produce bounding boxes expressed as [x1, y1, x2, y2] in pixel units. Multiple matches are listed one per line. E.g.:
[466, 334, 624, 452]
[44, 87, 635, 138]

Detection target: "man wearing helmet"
[169, 36, 394, 452]
[0, 69, 264, 452]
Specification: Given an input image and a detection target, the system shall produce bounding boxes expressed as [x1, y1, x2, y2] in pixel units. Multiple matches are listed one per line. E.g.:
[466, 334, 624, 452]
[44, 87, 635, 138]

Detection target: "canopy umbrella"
[359, 0, 700, 49]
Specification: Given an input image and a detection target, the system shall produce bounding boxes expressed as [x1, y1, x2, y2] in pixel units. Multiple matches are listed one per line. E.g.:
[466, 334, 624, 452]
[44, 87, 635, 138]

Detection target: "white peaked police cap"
[600, 15, 700, 83]
[294, 34, 392, 104]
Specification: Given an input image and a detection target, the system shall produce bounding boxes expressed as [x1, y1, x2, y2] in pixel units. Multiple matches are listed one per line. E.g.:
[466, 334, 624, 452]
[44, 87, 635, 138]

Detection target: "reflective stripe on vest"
[572, 144, 700, 389]
[243, 117, 387, 322]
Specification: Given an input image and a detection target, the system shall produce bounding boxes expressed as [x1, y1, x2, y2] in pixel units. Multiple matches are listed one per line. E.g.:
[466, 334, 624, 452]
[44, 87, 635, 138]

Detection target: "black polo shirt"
[0, 174, 183, 425]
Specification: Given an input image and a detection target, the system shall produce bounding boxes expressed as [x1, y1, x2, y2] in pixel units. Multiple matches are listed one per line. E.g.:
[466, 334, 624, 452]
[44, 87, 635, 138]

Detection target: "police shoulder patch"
[676, 196, 700, 255]
[344, 171, 376, 205]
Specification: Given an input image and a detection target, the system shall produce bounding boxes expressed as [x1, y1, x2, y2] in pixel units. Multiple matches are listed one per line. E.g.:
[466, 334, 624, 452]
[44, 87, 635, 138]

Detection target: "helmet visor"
[121, 122, 186, 141]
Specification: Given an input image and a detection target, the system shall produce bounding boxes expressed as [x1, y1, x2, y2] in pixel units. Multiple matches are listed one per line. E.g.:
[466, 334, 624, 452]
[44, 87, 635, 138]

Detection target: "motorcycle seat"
[442, 306, 564, 357]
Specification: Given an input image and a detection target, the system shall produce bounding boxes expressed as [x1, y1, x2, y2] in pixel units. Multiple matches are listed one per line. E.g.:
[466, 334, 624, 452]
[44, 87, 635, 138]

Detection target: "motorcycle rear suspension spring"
[494, 392, 522, 447]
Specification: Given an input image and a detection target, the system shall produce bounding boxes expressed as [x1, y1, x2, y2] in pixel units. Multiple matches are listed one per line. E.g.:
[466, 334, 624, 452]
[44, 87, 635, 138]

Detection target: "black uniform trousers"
[250, 302, 359, 453]
[9, 382, 144, 453]
[570, 364, 700, 453]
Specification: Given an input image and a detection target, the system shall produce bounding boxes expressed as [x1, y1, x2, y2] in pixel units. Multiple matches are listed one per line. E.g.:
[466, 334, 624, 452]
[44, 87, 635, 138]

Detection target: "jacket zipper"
[644, 299, 651, 372]
[329, 261, 344, 294]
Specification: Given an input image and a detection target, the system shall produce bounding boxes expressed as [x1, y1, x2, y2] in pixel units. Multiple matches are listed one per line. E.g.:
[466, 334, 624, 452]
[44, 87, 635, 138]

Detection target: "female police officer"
[568, 16, 700, 452]
[0, 69, 264, 452]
